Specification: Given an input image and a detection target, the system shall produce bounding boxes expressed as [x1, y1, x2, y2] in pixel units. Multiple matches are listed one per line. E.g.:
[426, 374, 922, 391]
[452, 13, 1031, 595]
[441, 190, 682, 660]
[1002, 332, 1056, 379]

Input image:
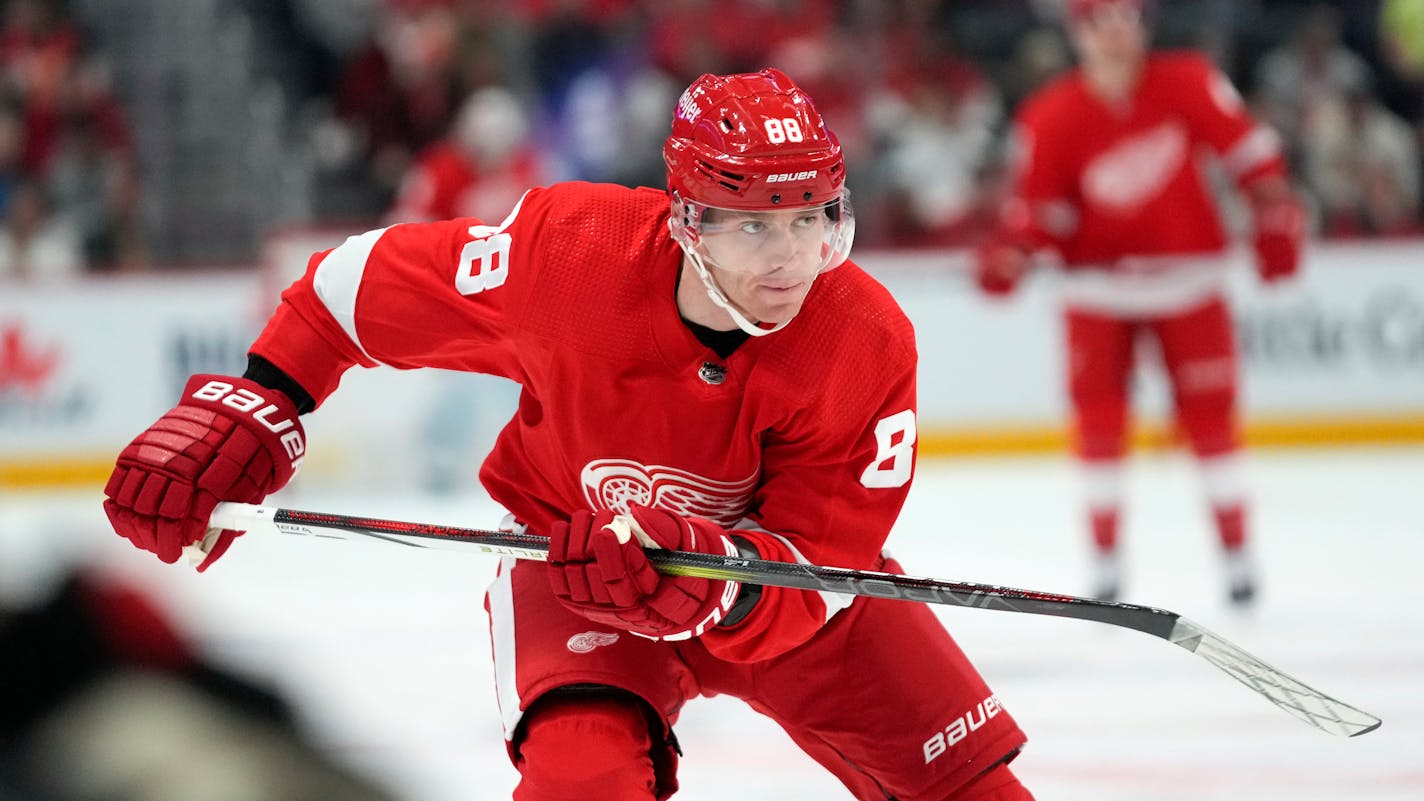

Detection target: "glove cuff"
[1252, 197, 1305, 237]
[180, 374, 306, 489]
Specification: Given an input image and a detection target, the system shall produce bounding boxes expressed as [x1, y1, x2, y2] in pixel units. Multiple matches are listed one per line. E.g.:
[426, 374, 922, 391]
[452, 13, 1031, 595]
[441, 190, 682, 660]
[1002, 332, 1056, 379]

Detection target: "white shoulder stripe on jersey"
[487, 189, 531, 234]
[310, 192, 529, 366]
[1221, 125, 1282, 179]
[312, 225, 396, 364]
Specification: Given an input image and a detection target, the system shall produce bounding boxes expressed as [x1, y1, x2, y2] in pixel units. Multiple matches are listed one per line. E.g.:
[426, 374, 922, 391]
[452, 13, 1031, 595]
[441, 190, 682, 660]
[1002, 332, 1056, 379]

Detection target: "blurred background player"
[100, 68, 1034, 801]
[974, 0, 1306, 605]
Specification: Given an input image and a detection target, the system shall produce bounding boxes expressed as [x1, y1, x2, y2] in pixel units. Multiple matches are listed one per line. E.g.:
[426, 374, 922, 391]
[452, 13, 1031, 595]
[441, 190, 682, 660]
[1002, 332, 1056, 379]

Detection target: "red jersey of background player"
[250, 180, 918, 663]
[1005, 50, 1288, 311]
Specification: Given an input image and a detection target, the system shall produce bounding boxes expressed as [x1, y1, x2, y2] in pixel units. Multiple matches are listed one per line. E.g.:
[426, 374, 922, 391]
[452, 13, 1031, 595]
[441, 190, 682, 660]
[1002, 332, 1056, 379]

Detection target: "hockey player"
[975, 0, 1306, 604]
[102, 69, 1034, 800]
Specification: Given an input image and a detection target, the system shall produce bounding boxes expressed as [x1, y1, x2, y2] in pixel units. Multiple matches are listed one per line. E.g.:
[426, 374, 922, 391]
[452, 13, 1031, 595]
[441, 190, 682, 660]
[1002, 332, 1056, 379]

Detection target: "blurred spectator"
[314, 1, 467, 217]
[523, 3, 676, 187]
[0, 0, 80, 106]
[644, 0, 833, 84]
[386, 85, 552, 223]
[872, 20, 1004, 247]
[36, 57, 145, 271]
[548, 58, 679, 185]
[0, 99, 22, 219]
[1304, 76, 1422, 238]
[0, 0, 144, 274]
[762, 15, 865, 159]
[0, 177, 81, 280]
[1177, 0, 1252, 72]
[450, 2, 535, 100]
[527, 0, 639, 112]
[28, 0, 1422, 257]
[1001, 25, 1073, 107]
[1252, 3, 1376, 163]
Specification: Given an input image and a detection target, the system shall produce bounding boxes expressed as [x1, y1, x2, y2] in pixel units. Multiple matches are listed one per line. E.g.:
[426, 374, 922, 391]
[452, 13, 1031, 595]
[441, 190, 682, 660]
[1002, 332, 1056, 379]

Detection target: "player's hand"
[974, 234, 1032, 296]
[547, 504, 741, 641]
[103, 375, 305, 570]
[1250, 187, 1305, 284]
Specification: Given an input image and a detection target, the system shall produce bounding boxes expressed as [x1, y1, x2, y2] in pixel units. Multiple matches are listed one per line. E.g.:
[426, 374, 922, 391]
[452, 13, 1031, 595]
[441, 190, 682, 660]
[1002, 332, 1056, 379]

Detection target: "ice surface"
[3, 447, 1419, 800]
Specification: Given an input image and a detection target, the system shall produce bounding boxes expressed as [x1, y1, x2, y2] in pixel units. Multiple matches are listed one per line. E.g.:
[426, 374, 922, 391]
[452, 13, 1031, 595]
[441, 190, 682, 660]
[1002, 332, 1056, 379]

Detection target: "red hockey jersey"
[250, 181, 920, 662]
[1007, 51, 1287, 313]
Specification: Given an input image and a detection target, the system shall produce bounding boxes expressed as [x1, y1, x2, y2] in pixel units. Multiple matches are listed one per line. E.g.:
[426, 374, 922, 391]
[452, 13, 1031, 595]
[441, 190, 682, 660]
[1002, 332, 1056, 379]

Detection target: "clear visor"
[669, 191, 855, 276]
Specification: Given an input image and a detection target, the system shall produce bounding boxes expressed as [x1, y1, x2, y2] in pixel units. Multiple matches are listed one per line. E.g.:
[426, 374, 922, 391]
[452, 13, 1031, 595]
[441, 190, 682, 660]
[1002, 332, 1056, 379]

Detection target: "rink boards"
[2, 239, 1421, 488]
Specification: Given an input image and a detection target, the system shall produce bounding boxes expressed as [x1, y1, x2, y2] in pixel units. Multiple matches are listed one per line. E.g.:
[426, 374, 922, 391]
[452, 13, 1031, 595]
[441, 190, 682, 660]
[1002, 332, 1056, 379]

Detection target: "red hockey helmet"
[663, 68, 845, 211]
[663, 69, 855, 336]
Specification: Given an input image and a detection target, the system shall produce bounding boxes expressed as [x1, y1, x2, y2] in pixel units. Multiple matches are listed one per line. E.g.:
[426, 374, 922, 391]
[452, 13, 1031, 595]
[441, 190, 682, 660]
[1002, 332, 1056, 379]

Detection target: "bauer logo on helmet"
[765, 171, 818, 183]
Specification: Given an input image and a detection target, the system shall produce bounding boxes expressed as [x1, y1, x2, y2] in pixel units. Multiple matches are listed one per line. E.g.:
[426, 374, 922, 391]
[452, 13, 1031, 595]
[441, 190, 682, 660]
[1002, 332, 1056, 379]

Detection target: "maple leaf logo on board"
[0, 323, 61, 396]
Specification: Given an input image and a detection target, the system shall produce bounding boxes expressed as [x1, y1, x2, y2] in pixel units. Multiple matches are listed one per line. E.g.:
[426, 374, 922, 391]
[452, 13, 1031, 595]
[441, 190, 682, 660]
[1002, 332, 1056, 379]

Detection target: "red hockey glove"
[547, 504, 742, 641]
[973, 233, 1033, 297]
[1250, 188, 1305, 284]
[103, 375, 305, 570]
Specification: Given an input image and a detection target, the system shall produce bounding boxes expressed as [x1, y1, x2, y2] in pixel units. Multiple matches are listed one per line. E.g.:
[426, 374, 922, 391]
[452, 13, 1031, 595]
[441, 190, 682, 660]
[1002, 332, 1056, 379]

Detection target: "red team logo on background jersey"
[580, 459, 759, 526]
[1081, 121, 1188, 213]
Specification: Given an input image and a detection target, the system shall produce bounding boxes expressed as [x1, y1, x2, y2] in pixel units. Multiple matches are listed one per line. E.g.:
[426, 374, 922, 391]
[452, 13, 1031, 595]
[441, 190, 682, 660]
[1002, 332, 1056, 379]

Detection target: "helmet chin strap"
[679, 241, 790, 337]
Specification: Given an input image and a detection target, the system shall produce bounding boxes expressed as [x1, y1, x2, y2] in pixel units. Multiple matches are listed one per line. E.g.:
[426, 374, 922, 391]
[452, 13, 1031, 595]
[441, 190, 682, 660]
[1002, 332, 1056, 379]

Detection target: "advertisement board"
[3, 241, 1420, 487]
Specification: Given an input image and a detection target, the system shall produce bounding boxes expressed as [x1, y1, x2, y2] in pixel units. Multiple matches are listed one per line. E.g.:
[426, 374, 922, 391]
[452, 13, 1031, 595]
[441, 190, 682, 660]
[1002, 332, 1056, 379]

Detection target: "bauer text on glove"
[103, 375, 305, 570]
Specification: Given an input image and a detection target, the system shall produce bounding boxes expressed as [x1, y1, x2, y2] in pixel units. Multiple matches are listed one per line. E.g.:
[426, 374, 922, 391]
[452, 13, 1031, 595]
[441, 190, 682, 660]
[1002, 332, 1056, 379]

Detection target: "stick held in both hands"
[190, 502, 1381, 739]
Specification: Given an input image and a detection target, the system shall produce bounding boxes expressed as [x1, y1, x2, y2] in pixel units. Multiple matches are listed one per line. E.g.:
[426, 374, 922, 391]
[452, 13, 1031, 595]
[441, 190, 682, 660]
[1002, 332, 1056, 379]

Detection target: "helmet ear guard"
[667, 191, 703, 246]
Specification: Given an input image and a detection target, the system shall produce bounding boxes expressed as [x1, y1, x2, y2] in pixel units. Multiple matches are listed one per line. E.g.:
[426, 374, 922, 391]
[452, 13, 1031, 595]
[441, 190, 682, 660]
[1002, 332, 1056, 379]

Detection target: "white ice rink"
[3, 446, 1420, 801]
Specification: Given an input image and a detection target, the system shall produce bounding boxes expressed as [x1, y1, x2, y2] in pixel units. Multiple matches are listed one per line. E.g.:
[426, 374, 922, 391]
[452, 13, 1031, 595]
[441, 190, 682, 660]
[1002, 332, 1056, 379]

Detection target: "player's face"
[1071, 2, 1147, 65]
[697, 206, 828, 324]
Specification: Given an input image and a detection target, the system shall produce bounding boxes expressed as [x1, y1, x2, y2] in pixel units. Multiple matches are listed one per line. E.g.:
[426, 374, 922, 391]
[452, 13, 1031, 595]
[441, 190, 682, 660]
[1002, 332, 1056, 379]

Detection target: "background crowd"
[0, 0, 1420, 279]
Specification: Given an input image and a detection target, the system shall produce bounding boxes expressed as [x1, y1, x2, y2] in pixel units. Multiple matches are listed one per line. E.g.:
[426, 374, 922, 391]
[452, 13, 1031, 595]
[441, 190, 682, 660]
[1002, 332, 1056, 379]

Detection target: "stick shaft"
[204, 502, 1381, 737]
[211, 502, 1179, 636]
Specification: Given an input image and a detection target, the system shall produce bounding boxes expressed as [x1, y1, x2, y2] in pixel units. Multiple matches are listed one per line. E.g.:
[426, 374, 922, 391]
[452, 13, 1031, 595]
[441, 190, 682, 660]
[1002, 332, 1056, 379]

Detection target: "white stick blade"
[1169, 619, 1381, 737]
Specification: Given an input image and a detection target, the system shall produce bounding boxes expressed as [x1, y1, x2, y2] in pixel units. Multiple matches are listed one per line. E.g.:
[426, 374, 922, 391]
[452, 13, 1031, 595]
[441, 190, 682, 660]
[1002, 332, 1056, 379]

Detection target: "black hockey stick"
[193, 502, 1381, 739]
